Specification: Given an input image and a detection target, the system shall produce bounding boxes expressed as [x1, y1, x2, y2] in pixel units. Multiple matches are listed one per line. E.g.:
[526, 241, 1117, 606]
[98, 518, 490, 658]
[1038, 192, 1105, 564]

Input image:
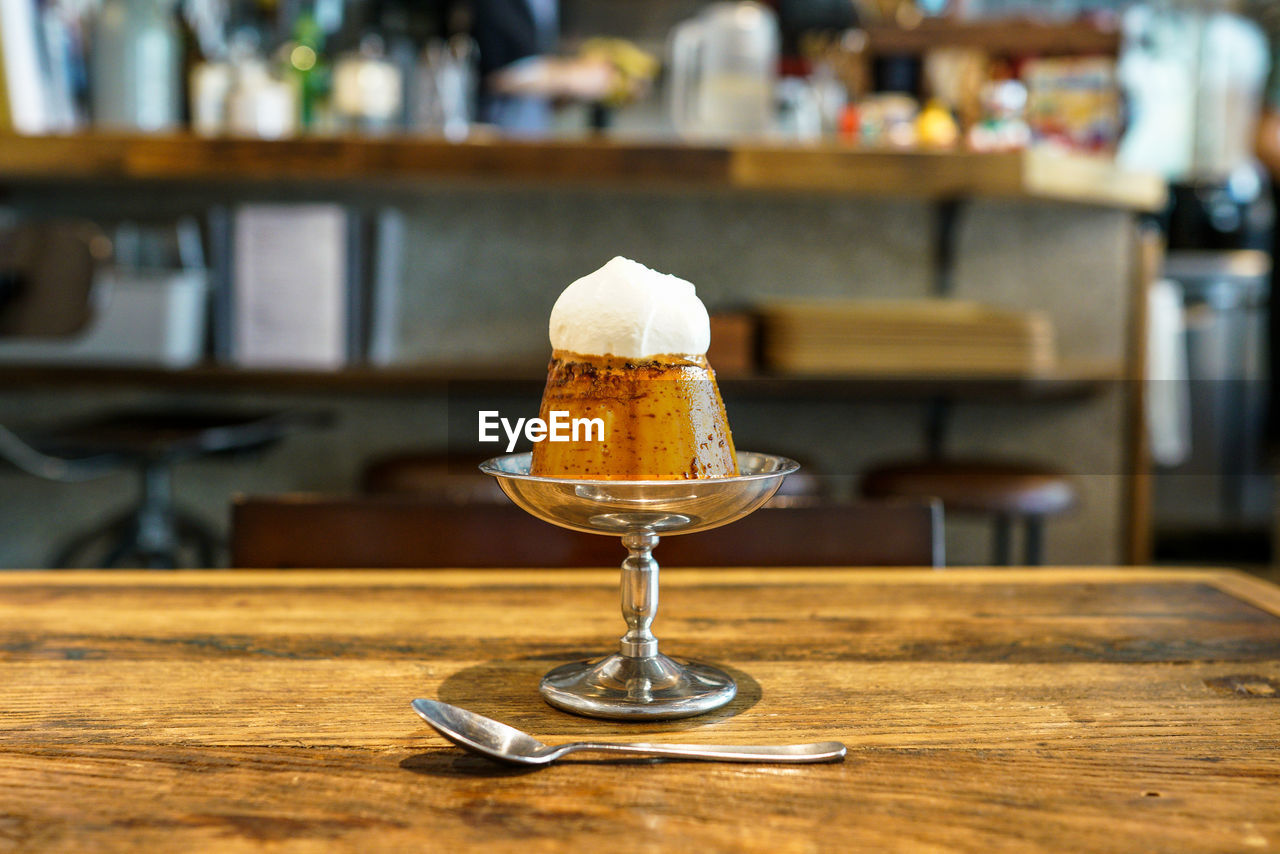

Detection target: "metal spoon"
[411, 699, 847, 766]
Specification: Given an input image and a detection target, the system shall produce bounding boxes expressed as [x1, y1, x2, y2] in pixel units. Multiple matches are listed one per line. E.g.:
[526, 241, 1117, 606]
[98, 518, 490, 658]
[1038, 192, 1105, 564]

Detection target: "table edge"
[0, 565, 1267, 594]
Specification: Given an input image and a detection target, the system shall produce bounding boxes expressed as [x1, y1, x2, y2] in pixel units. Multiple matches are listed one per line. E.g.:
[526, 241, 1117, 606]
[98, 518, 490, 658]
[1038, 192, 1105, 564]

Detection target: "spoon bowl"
[411, 699, 847, 767]
[413, 698, 554, 765]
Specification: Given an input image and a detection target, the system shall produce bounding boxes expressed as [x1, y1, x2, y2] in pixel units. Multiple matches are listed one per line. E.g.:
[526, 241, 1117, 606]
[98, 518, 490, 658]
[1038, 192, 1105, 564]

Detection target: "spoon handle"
[557, 741, 846, 763]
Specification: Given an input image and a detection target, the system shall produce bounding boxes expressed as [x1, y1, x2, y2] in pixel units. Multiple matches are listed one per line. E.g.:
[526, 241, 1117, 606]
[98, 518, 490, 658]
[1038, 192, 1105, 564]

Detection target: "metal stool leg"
[1024, 517, 1044, 565]
[132, 460, 180, 568]
[992, 514, 1013, 566]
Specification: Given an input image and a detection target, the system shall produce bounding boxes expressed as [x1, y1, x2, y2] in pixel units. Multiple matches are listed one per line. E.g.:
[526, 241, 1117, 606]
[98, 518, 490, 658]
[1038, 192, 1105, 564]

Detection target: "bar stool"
[7, 409, 332, 568]
[852, 201, 1076, 566]
[0, 219, 338, 567]
[861, 459, 1076, 565]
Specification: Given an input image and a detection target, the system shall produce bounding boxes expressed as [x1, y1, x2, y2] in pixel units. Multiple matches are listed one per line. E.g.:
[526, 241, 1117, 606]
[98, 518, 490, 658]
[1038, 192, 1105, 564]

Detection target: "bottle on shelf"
[412, 35, 476, 141]
[91, 0, 183, 131]
[332, 34, 402, 135]
[282, 12, 330, 132]
[189, 59, 232, 135]
[225, 31, 297, 139]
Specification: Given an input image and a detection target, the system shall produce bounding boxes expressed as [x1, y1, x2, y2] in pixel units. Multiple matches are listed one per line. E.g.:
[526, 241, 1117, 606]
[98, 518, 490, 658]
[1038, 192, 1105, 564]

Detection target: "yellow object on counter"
[579, 38, 659, 106]
[916, 99, 959, 149]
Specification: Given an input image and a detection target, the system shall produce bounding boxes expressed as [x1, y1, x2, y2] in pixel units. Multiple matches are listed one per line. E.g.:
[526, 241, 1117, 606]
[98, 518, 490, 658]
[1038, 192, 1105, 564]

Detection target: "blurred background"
[0, 0, 1276, 572]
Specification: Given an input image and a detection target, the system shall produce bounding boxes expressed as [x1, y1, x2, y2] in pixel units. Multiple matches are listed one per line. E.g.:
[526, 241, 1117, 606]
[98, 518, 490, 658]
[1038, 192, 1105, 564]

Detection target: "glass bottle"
[91, 0, 183, 131]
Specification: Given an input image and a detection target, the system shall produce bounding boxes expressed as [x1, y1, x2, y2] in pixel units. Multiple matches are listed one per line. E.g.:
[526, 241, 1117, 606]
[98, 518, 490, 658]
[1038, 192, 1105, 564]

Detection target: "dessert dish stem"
[539, 529, 738, 721]
[620, 531, 660, 658]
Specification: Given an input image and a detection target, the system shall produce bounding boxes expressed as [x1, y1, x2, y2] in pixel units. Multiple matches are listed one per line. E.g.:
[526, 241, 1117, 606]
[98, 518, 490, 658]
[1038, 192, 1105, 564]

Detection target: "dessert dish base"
[541, 654, 736, 720]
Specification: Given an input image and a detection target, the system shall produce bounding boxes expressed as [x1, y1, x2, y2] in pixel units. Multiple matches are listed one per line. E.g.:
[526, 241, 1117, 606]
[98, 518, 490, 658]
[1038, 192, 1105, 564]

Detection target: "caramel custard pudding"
[529, 257, 738, 480]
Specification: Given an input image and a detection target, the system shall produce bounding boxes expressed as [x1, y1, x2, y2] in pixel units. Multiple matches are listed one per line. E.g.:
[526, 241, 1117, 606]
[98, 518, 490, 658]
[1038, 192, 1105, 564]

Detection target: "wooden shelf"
[0, 133, 1166, 211]
[0, 359, 1123, 401]
[724, 360, 1124, 401]
[862, 20, 1122, 57]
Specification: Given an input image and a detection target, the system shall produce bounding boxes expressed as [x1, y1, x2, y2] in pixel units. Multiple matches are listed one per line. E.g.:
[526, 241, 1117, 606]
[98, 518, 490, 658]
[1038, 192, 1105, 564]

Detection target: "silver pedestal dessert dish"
[480, 451, 799, 720]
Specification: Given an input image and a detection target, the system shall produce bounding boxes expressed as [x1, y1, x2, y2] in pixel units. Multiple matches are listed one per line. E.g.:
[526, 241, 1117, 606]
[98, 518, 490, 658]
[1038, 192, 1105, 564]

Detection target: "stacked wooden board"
[761, 299, 1056, 376]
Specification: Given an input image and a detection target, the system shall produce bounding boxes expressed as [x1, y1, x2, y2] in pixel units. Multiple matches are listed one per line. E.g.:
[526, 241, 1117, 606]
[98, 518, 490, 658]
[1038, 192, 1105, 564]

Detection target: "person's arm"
[489, 55, 615, 100]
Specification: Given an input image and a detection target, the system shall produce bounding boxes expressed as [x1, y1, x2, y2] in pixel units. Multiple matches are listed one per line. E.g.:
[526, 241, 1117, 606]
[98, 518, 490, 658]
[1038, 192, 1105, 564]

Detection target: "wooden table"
[2, 567, 1279, 852]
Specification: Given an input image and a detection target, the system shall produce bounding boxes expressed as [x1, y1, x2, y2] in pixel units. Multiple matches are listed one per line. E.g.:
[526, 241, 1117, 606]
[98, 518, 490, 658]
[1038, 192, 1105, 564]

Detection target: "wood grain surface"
[1, 567, 1278, 853]
[0, 359, 1124, 399]
[861, 20, 1122, 57]
[0, 134, 1166, 211]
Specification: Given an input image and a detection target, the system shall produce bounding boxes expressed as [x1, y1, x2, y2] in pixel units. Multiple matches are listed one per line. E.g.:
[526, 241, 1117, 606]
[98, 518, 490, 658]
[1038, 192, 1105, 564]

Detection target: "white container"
[190, 61, 233, 136]
[227, 60, 297, 139]
[668, 2, 779, 140]
[91, 0, 183, 132]
[0, 267, 208, 367]
[333, 37, 403, 132]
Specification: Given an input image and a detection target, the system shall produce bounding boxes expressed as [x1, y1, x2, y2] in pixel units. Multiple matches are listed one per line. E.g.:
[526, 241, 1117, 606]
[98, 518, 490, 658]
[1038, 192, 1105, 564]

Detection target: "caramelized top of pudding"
[530, 350, 738, 480]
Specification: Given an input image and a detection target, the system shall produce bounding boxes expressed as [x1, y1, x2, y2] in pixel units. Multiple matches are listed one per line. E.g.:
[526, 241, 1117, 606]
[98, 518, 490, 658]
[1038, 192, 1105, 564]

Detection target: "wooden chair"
[230, 496, 944, 569]
[361, 452, 508, 503]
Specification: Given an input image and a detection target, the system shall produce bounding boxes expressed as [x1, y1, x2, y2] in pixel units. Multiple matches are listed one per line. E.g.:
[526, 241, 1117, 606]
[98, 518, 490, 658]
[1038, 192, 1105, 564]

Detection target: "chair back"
[230, 496, 943, 569]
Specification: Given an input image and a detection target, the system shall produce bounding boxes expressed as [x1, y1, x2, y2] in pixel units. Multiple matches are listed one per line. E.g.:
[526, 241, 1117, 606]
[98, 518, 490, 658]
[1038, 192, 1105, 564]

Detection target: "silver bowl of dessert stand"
[480, 450, 799, 720]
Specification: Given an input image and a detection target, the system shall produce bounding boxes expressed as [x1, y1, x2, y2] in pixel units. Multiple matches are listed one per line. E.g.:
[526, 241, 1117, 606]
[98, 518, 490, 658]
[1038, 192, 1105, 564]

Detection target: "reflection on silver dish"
[480, 451, 799, 720]
[588, 512, 693, 532]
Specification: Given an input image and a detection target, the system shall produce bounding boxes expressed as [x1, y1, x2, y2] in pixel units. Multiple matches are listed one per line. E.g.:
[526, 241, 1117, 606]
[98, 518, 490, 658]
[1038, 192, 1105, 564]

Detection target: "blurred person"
[471, 0, 618, 135]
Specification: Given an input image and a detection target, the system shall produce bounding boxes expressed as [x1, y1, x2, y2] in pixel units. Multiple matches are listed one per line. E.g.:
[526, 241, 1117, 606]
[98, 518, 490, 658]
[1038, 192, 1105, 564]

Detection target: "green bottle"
[288, 12, 329, 130]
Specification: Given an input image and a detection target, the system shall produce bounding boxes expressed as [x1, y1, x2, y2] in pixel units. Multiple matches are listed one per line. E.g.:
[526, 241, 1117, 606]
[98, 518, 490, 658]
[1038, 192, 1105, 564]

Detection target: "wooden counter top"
[0, 133, 1166, 210]
[0, 358, 1124, 399]
[1, 567, 1277, 851]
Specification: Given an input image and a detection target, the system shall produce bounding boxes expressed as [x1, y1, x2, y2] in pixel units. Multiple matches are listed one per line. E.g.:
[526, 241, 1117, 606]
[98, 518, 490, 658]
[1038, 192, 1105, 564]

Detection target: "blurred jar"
[333, 35, 403, 135]
[91, 0, 182, 131]
[968, 78, 1029, 152]
[1190, 11, 1269, 180]
[807, 61, 848, 136]
[189, 60, 232, 136]
[227, 57, 297, 139]
[776, 77, 822, 141]
[668, 2, 779, 140]
[1118, 5, 1268, 182]
[413, 36, 476, 142]
[859, 93, 917, 148]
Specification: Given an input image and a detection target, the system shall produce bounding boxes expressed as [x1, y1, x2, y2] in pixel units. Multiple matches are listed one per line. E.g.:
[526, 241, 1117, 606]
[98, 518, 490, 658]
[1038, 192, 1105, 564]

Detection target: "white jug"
[668, 2, 779, 140]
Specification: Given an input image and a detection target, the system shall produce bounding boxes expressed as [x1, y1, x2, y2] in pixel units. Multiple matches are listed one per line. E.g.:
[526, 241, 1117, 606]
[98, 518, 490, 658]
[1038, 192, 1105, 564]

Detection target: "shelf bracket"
[932, 197, 962, 297]
[923, 198, 965, 456]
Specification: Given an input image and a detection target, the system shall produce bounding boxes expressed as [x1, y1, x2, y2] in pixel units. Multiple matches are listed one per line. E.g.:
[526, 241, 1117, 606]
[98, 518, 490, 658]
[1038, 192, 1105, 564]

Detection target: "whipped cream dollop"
[549, 257, 710, 358]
